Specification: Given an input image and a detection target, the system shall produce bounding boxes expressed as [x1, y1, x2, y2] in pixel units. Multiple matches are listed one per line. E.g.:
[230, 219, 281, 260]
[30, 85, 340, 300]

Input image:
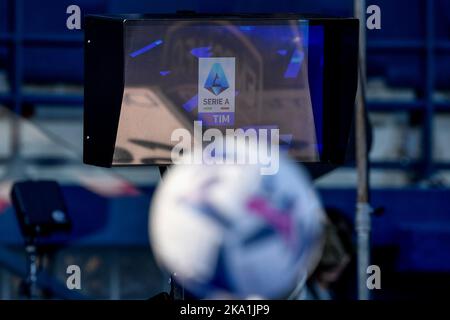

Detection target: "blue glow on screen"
[127, 22, 325, 157]
[129, 39, 163, 58]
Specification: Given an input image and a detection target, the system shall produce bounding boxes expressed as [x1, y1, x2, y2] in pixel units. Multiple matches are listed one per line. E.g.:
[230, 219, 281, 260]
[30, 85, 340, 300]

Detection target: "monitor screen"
[113, 20, 325, 165]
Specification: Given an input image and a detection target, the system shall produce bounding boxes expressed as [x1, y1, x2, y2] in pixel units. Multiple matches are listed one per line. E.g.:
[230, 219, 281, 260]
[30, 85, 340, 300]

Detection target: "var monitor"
[84, 14, 359, 168]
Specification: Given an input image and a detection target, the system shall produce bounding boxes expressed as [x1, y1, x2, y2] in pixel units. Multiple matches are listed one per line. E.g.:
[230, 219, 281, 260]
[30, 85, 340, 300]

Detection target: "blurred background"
[0, 0, 449, 300]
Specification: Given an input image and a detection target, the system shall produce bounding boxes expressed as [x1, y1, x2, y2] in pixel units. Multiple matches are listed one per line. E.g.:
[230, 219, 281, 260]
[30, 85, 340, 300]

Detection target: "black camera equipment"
[10, 180, 72, 299]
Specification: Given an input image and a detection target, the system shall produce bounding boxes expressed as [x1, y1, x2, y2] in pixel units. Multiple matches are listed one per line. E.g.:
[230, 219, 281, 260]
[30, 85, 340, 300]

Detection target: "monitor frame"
[83, 13, 359, 176]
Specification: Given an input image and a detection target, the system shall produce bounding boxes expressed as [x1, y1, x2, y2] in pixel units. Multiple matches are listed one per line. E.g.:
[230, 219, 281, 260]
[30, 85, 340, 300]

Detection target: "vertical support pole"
[1, 0, 29, 182]
[354, 0, 372, 300]
[356, 0, 367, 84]
[423, 0, 435, 178]
[12, 0, 23, 115]
[25, 243, 38, 299]
[8, 0, 24, 175]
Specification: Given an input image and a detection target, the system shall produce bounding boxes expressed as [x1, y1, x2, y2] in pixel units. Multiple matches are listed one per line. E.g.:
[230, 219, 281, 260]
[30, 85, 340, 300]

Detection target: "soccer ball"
[149, 152, 325, 299]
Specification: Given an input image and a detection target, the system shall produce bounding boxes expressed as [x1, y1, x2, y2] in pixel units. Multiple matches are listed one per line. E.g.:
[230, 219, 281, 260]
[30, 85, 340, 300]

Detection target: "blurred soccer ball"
[149, 152, 325, 299]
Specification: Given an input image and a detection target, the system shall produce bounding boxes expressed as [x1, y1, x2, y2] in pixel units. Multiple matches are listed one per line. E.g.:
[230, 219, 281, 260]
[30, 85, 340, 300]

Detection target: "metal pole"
[355, 0, 367, 84]
[354, 0, 372, 300]
[2, 0, 24, 181]
[25, 243, 38, 299]
[423, 0, 435, 178]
